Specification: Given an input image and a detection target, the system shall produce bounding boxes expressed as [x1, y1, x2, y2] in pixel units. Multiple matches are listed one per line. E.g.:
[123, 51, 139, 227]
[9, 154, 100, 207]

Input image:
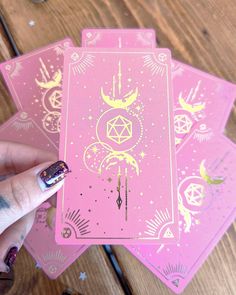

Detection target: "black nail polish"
[4, 247, 18, 270]
[39, 161, 70, 188]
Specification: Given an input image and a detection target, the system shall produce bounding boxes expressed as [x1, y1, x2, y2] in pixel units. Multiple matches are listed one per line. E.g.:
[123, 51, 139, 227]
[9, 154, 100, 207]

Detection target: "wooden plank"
[0, 21, 17, 123]
[112, 224, 236, 295]
[5, 246, 124, 295]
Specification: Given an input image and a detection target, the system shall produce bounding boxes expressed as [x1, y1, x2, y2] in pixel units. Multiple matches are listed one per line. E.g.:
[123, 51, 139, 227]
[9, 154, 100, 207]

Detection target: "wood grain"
[0, 21, 16, 123]
[5, 246, 124, 295]
[0, 0, 235, 294]
[112, 223, 236, 294]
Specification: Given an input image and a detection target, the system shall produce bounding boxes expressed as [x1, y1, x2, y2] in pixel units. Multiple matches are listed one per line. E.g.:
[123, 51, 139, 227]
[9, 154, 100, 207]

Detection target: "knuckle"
[9, 177, 32, 212]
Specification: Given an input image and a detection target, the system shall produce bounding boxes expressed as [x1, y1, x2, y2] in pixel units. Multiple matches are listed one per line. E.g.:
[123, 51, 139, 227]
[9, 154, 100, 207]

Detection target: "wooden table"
[0, 1, 235, 294]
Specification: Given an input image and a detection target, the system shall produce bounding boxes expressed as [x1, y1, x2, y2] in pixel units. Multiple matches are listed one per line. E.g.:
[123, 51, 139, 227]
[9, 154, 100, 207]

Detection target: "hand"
[0, 141, 69, 273]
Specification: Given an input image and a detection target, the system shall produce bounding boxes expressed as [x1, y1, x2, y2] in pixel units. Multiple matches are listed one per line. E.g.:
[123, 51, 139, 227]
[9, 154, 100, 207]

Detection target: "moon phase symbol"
[199, 160, 224, 185]
[179, 97, 205, 113]
[46, 207, 56, 229]
[101, 87, 138, 109]
[35, 69, 62, 89]
[42, 112, 61, 133]
[99, 151, 139, 175]
[83, 142, 112, 174]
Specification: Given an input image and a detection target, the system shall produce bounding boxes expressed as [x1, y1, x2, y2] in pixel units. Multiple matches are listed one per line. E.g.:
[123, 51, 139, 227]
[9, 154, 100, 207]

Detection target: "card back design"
[0, 38, 74, 146]
[81, 29, 236, 292]
[82, 29, 156, 48]
[56, 48, 178, 245]
[127, 131, 236, 293]
[0, 111, 88, 279]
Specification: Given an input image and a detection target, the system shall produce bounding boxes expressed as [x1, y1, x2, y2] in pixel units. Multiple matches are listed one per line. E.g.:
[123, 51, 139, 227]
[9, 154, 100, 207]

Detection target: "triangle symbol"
[163, 227, 174, 238]
[172, 279, 179, 287]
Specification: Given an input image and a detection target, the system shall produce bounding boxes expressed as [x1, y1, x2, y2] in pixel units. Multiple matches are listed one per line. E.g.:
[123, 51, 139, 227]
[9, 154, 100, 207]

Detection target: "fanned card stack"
[0, 29, 235, 293]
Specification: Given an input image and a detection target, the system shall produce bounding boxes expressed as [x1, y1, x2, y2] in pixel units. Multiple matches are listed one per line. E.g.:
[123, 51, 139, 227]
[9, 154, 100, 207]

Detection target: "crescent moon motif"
[100, 151, 139, 175]
[35, 69, 62, 89]
[199, 160, 224, 185]
[101, 87, 138, 109]
[46, 207, 56, 229]
[179, 97, 205, 113]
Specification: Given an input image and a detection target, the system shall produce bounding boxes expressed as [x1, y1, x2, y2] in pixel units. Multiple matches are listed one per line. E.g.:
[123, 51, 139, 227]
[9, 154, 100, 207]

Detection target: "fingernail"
[4, 247, 18, 270]
[39, 161, 70, 189]
[0, 262, 10, 273]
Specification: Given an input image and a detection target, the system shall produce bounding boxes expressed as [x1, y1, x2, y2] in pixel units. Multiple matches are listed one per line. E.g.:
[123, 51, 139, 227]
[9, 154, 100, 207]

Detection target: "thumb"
[0, 161, 69, 234]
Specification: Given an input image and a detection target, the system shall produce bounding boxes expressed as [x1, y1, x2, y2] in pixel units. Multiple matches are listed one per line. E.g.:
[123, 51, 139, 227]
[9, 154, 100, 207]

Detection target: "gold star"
[136, 105, 141, 111]
[91, 146, 98, 154]
[140, 151, 146, 159]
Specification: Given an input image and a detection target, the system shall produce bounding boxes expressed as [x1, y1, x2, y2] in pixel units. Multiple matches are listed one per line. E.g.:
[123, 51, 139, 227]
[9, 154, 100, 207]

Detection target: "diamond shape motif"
[184, 183, 205, 206]
[174, 114, 192, 134]
[107, 115, 132, 144]
[116, 195, 122, 209]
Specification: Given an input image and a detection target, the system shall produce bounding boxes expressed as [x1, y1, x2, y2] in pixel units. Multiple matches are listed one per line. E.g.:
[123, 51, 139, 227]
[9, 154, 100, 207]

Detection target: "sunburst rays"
[193, 125, 213, 142]
[65, 208, 91, 236]
[143, 54, 166, 76]
[42, 249, 67, 264]
[71, 54, 95, 75]
[10, 62, 23, 78]
[145, 208, 171, 237]
[12, 118, 34, 131]
[162, 263, 187, 278]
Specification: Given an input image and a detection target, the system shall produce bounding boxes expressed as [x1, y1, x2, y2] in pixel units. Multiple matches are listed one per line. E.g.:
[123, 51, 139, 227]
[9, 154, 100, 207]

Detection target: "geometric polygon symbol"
[106, 115, 132, 144]
[49, 90, 62, 109]
[184, 183, 205, 207]
[172, 279, 180, 287]
[61, 227, 72, 239]
[163, 227, 174, 238]
[174, 114, 193, 134]
[48, 265, 58, 274]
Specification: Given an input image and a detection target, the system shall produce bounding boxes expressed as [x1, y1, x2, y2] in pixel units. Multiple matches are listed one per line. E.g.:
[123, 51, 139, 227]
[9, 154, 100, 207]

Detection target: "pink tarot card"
[171, 60, 236, 148]
[56, 48, 178, 245]
[24, 202, 88, 279]
[82, 29, 156, 48]
[82, 30, 236, 148]
[0, 111, 88, 279]
[0, 38, 74, 147]
[82, 29, 236, 292]
[126, 131, 236, 294]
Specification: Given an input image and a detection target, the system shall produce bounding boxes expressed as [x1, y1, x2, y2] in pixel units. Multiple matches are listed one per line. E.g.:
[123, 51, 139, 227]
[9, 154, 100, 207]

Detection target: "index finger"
[0, 141, 57, 175]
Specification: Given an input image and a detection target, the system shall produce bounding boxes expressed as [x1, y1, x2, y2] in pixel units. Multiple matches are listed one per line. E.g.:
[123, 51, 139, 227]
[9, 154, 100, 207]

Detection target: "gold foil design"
[144, 208, 173, 238]
[35, 58, 62, 89]
[199, 160, 224, 184]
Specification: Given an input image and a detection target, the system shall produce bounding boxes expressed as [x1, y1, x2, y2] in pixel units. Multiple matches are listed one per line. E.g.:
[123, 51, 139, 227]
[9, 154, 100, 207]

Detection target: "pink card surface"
[82, 30, 235, 148]
[0, 38, 74, 147]
[82, 29, 156, 48]
[171, 60, 236, 148]
[0, 111, 88, 279]
[56, 48, 178, 245]
[127, 131, 236, 294]
[82, 30, 236, 292]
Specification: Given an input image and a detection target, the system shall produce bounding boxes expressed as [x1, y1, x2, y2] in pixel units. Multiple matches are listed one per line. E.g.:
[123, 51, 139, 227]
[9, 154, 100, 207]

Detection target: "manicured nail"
[0, 261, 10, 273]
[39, 161, 70, 189]
[4, 247, 18, 270]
